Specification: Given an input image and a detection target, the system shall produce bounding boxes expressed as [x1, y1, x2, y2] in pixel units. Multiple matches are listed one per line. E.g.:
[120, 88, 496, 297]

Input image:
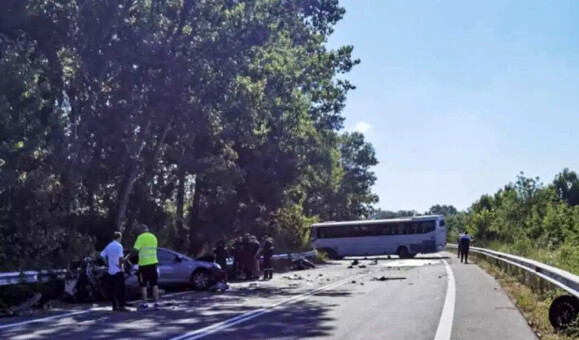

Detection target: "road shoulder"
[448, 252, 539, 340]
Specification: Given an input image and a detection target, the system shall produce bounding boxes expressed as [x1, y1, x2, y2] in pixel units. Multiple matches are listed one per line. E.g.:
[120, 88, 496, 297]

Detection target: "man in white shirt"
[100, 232, 129, 311]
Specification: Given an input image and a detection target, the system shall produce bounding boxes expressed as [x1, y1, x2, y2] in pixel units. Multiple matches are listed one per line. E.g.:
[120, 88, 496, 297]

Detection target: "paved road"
[0, 253, 538, 340]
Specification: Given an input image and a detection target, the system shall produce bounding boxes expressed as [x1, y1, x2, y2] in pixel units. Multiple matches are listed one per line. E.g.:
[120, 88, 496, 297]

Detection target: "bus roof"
[310, 215, 443, 228]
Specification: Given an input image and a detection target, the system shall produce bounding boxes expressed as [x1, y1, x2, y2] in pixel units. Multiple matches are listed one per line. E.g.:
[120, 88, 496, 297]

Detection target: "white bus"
[310, 215, 447, 259]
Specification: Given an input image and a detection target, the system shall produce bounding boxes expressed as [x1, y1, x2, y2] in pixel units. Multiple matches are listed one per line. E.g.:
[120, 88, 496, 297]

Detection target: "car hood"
[195, 260, 221, 270]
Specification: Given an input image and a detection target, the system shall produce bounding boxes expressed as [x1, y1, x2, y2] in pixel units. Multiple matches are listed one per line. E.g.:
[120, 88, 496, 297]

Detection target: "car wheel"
[191, 269, 211, 291]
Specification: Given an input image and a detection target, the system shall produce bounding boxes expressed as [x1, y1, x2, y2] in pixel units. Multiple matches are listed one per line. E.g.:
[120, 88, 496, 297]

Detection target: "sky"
[327, 0, 579, 212]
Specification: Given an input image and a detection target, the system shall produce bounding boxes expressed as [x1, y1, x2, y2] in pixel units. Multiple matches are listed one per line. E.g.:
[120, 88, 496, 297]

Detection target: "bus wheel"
[321, 249, 341, 260]
[397, 246, 410, 259]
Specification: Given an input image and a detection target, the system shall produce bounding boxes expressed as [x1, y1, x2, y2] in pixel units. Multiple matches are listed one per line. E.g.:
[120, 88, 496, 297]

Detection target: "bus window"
[359, 225, 369, 236]
[382, 224, 392, 235]
[422, 221, 435, 233]
[397, 223, 405, 234]
[412, 222, 420, 234]
[439, 219, 446, 228]
[311, 227, 318, 239]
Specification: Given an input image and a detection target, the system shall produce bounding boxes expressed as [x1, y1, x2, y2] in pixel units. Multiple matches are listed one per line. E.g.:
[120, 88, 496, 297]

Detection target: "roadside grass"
[473, 254, 576, 340]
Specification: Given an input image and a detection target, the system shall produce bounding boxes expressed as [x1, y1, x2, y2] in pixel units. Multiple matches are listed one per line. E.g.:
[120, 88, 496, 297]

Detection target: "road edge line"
[434, 257, 456, 340]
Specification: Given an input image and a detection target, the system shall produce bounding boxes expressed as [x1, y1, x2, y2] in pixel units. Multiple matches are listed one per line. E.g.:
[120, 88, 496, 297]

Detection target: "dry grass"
[473, 254, 576, 340]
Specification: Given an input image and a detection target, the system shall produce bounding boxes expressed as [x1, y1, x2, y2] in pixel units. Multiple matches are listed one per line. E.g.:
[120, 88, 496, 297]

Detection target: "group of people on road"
[99, 224, 160, 312]
[225, 234, 274, 281]
[457, 231, 473, 264]
[99, 226, 276, 312]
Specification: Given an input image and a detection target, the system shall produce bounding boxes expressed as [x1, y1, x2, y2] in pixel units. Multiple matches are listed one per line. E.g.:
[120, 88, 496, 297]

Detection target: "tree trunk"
[116, 119, 152, 231]
[188, 177, 202, 255]
[176, 165, 186, 251]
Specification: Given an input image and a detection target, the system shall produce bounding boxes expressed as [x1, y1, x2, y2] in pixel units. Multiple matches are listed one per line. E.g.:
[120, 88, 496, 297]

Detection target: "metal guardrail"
[271, 250, 317, 260]
[0, 270, 68, 286]
[448, 243, 579, 330]
[447, 244, 579, 298]
[0, 251, 318, 286]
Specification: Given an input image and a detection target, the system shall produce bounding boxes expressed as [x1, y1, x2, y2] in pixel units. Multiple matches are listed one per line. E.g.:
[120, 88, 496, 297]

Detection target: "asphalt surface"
[0, 252, 538, 340]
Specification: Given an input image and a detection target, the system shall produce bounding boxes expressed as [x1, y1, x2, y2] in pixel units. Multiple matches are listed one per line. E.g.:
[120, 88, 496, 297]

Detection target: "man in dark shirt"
[460, 232, 472, 264]
[262, 237, 274, 280]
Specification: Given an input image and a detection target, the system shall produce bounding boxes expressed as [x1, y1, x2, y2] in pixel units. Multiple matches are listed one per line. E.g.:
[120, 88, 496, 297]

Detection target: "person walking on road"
[457, 232, 463, 259]
[460, 231, 472, 264]
[100, 231, 129, 312]
[132, 224, 160, 310]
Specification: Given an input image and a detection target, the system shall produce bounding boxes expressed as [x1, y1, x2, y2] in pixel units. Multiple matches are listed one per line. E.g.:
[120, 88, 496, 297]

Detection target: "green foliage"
[0, 0, 378, 269]
[461, 170, 579, 275]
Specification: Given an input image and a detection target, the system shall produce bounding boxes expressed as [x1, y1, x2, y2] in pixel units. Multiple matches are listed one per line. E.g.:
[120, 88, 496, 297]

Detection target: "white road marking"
[434, 257, 456, 340]
[0, 310, 90, 331]
[169, 273, 370, 340]
[0, 291, 193, 331]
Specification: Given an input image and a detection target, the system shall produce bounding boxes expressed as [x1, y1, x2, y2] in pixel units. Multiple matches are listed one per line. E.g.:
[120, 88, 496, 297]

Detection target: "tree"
[427, 204, 458, 216]
[0, 0, 379, 268]
[371, 210, 418, 219]
[552, 168, 579, 207]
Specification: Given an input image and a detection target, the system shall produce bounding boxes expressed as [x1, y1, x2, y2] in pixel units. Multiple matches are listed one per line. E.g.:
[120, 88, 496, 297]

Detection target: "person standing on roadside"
[250, 235, 261, 279]
[100, 231, 129, 312]
[132, 224, 160, 310]
[457, 232, 463, 259]
[261, 237, 274, 280]
[231, 237, 243, 280]
[214, 240, 228, 273]
[460, 231, 472, 264]
[241, 234, 252, 279]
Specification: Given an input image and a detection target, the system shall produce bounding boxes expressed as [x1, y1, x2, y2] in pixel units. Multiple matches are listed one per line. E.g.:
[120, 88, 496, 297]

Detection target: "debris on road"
[370, 259, 378, 265]
[292, 257, 316, 270]
[351, 260, 359, 266]
[358, 265, 367, 269]
[1, 292, 42, 316]
[372, 276, 406, 282]
[347, 265, 354, 269]
[283, 274, 304, 280]
[351, 280, 357, 284]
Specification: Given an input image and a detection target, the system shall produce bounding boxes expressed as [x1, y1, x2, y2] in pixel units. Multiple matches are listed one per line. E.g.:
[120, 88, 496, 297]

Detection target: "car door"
[171, 254, 197, 285]
[156, 249, 178, 286]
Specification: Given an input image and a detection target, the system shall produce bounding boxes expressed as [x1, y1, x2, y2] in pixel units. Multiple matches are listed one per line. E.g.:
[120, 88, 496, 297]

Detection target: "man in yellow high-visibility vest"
[133, 224, 159, 310]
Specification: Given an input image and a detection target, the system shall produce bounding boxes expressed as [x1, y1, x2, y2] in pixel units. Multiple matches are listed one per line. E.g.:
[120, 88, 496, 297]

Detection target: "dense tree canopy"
[0, 0, 378, 270]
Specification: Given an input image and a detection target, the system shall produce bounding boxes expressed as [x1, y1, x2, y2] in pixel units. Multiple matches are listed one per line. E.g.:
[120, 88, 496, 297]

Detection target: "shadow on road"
[0, 281, 356, 340]
[205, 290, 357, 340]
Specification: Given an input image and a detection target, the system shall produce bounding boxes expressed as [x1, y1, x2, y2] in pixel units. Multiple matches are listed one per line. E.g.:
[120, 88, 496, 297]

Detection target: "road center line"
[170, 273, 370, 340]
[434, 257, 456, 340]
